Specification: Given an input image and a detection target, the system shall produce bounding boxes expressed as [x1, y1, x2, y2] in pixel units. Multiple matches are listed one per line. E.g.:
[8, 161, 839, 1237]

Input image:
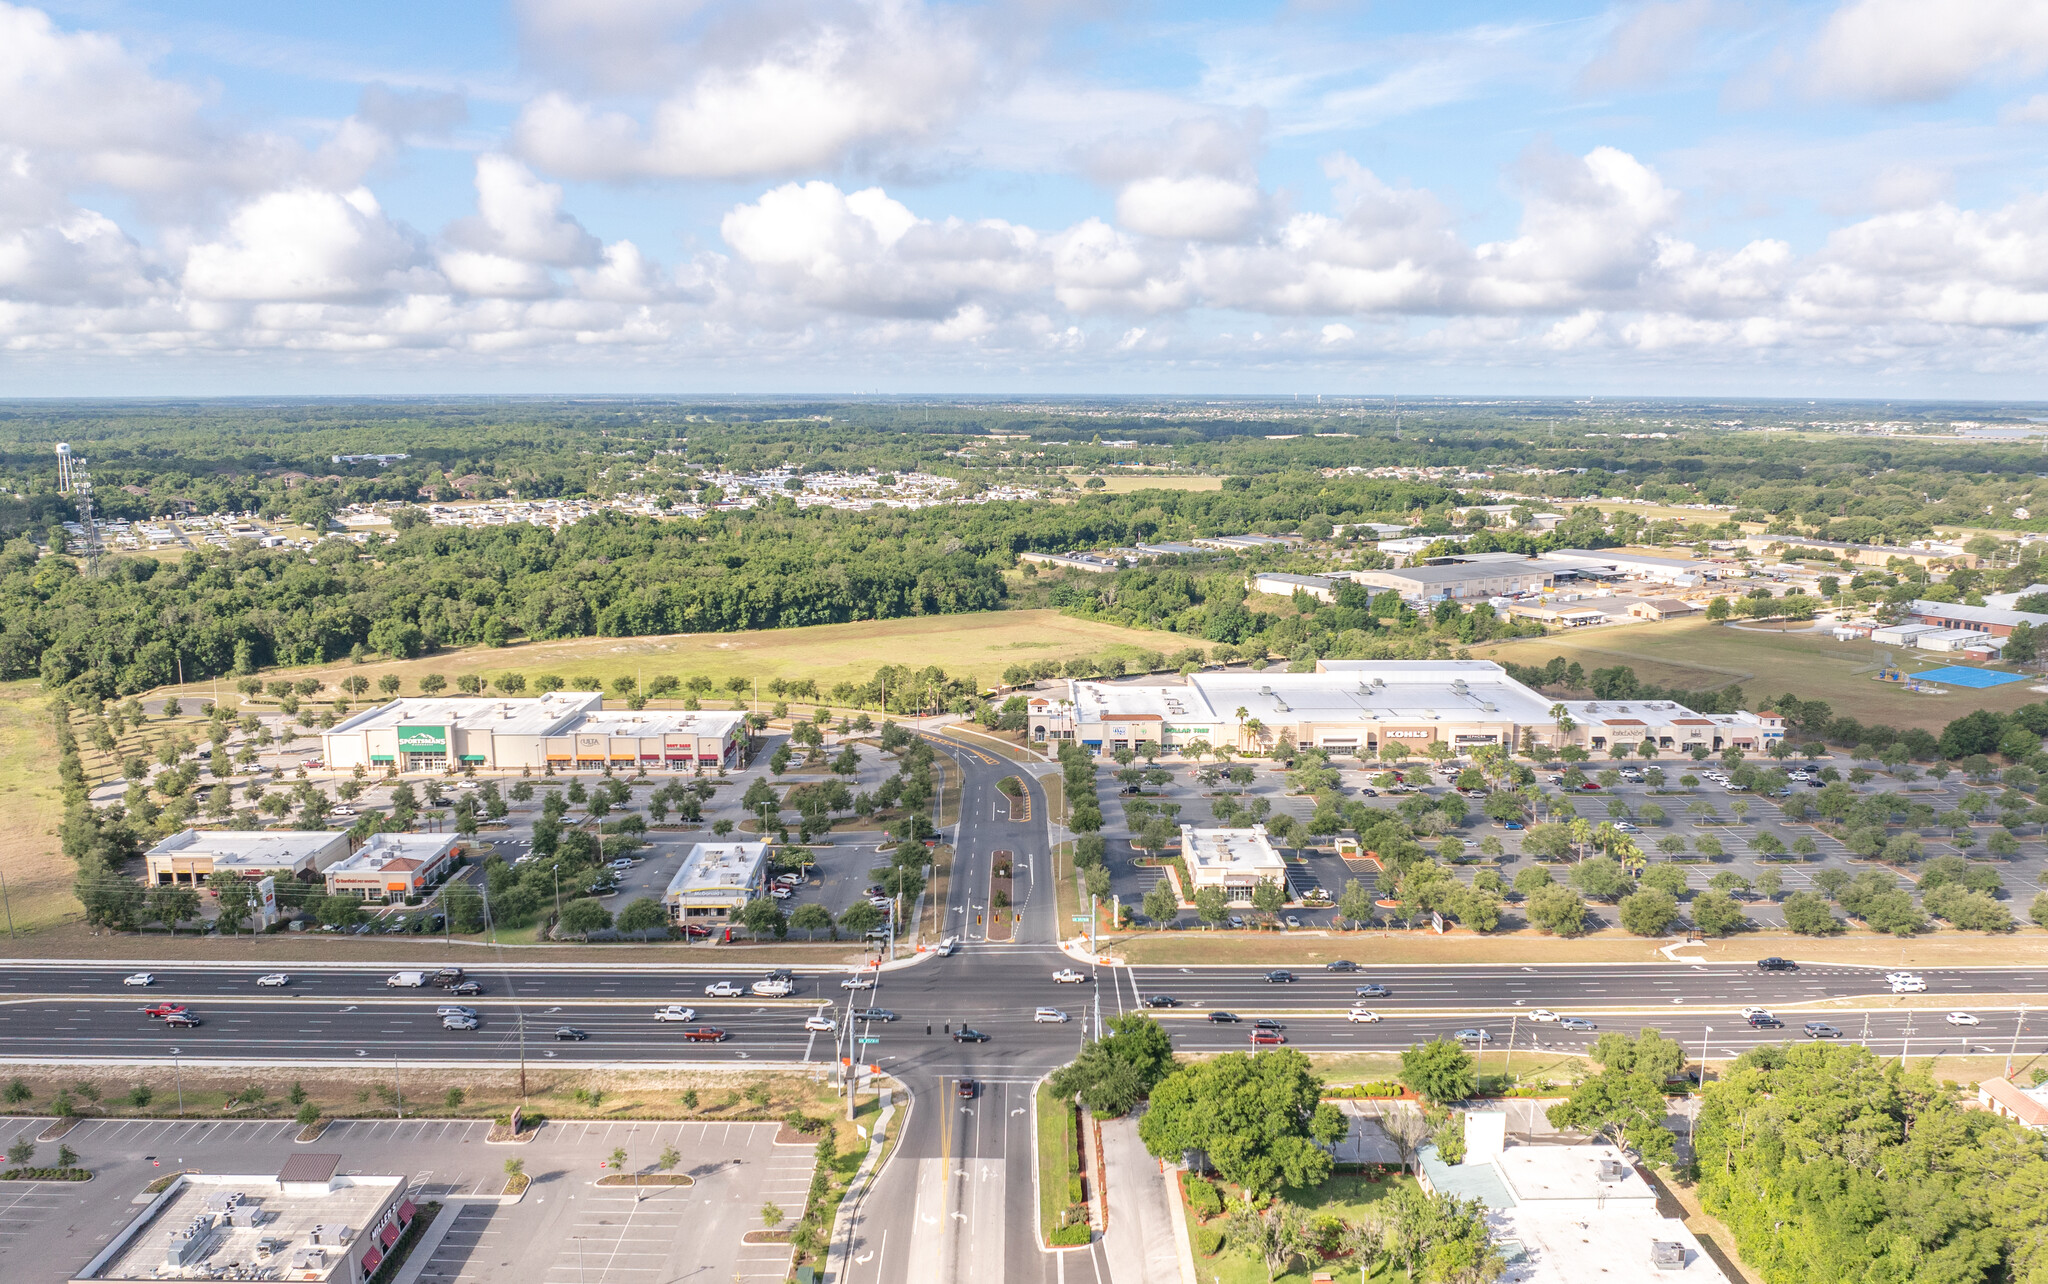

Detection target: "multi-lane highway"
[6, 737, 2046, 1284]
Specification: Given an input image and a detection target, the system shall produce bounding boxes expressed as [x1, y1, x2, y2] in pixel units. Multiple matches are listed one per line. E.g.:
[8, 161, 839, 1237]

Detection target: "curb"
[824, 1099, 898, 1282]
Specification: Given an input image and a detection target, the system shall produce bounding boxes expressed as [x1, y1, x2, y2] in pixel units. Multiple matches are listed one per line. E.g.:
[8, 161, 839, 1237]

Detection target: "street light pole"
[2009, 1005, 2028, 1080]
[1699, 1026, 1712, 1086]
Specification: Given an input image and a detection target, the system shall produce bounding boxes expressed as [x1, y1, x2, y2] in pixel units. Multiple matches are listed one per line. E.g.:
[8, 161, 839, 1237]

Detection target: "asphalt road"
[24, 732, 2048, 1284]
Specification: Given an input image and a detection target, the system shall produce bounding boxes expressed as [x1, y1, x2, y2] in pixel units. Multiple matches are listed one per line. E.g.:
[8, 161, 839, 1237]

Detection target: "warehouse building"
[145, 829, 349, 887]
[1906, 599, 2048, 638]
[1026, 660, 1781, 758]
[1349, 558, 1554, 603]
[1249, 571, 1339, 602]
[320, 694, 747, 773]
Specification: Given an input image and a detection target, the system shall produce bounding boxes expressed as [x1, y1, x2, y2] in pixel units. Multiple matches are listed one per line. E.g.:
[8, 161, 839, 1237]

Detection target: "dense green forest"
[1695, 1042, 2048, 1284]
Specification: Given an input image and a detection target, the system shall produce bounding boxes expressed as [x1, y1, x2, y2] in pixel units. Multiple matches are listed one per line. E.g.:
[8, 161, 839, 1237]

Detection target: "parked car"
[1499, 820, 1524, 830]
[1283, 916, 1301, 929]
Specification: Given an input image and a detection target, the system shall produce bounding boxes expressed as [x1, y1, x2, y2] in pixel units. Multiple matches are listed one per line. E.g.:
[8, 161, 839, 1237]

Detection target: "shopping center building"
[1026, 660, 1783, 758]
[320, 693, 748, 773]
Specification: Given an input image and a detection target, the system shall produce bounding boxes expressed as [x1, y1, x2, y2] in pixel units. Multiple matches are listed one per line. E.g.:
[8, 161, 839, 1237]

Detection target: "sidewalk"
[1097, 1116, 1192, 1284]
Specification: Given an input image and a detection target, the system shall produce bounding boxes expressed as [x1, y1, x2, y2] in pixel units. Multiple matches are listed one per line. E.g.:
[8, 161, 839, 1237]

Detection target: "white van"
[935, 936, 959, 957]
[387, 971, 427, 988]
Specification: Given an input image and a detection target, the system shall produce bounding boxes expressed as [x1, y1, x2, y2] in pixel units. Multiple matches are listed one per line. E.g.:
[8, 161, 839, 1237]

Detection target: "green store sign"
[396, 725, 449, 753]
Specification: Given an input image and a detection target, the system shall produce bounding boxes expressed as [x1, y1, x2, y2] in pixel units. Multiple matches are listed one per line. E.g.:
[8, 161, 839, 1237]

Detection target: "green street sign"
[856, 1036, 880, 1044]
[1072, 916, 1091, 922]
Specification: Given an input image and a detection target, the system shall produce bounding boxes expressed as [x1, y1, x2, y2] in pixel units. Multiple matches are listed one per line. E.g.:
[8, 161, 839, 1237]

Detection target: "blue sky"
[8, 0, 2048, 395]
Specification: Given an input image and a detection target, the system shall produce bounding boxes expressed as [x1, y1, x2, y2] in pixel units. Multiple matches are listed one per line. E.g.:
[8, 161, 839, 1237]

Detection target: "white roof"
[1484, 1143, 1731, 1284]
[146, 829, 343, 866]
[1909, 599, 2048, 628]
[330, 692, 602, 739]
[665, 842, 769, 902]
[1181, 826, 1286, 881]
[571, 709, 746, 738]
[325, 833, 458, 875]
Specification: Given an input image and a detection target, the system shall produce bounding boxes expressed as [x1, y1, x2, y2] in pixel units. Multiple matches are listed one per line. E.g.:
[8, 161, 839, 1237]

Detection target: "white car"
[1884, 971, 1923, 985]
[1946, 1012, 1980, 1026]
[330, 806, 357, 817]
[804, 1014, 838, 1033]
[1888, 973, 1927, 993]
[1052, 969, 1086, 984]
[1527, 1009, 1559, 1023]
[841, 976, 875, 990]
[456, 779, 479, 790]
[654, 1005, 698, 1022]
[704, 982, 744, 998]
[255, 973, 290, 987]
[1740, 1006, 1774, 1021]
[122, 972, 154, 987]
[1346, 1008, 1380, 1023]
[771, 887, 794, 899]
[1033, 1007, 1069, 1023]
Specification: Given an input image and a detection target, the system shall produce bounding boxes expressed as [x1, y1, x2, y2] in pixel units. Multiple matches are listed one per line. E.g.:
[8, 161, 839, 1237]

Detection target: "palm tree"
[1233, 706, 1250, 752]
[1549, 702, 1575, 754]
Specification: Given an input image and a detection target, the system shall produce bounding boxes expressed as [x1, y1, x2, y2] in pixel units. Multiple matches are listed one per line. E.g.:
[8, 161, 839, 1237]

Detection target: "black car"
[1208, 1011, 1240, 1023]
[1756, 957, 1798, 972]
[1144, 995, 1181, 1008]
[865, 885, 886, 897]
[1264, 970, 1295, 983]
[1121, 785, 1141, 795]
[1325, 960, 1359, 972]
[1355, 984, 1390, 998]
[1746, 1014, 1784, 1028]
[953, 1028, 990, 1042]
[854, 1008, 898, 1022]
[554, 1026, 588, 1041]
[1356, 787, 1377, 797]
[448, 980, 484, 996]
[1253, 1018, 1284, 1031]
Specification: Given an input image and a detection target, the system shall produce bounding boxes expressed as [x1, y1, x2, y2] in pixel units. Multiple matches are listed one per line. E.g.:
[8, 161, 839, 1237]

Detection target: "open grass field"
[1077, 474, 1223, 493]
[153, 609, 1168, 706]
[0, 680, 74, 933]
[1473, 616, 2043, 732]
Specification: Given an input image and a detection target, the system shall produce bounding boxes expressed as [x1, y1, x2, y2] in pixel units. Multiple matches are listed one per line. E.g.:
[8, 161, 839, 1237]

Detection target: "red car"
[1249, 1030, 1286, 1046]
[1578, 782, 1601, 791]
[682, 924, 713, 939]
[681, 1027, 728, 1042]
[143, 1004, 188, 1019]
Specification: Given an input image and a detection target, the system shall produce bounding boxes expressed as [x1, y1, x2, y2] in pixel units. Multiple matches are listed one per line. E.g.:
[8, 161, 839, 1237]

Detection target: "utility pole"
[394, 1055, 403, 1121]
[1698, 1026, 1712, 1085]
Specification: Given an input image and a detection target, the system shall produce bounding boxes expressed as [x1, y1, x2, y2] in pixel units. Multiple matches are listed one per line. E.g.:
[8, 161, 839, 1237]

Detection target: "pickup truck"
[704, 981, 744, 998]
[387, 971, 427, 988]
[654, 1005, 698, 1022]
[681, 1027, 727, 1042]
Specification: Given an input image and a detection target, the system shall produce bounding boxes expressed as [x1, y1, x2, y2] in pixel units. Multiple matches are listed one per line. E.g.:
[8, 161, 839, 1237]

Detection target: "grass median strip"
[1035, 1082, 1089, 1247]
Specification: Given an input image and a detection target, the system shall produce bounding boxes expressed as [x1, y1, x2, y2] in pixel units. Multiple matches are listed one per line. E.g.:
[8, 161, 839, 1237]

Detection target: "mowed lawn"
[154, 609, 1168, 703]
[1474, 617, 2043, 732]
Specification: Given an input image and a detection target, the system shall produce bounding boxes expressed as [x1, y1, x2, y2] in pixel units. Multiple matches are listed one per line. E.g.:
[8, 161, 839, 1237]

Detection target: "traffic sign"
[1072, 916, 1091, 922]
[857, 1037, 880, 1045]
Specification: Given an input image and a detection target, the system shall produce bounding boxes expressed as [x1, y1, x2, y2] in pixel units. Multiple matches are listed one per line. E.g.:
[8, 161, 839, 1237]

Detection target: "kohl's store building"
[322, 692, 747, 773]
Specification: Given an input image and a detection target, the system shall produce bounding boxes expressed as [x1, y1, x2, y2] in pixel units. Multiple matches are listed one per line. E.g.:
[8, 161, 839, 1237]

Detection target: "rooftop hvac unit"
[1597, 1159, 1629, 1182]
[1452, 679, 1468, 693]
[1259, 685, 1272, 695]
[1650, 1240, 1686, 1269]
[1481, 702, 1497, 713]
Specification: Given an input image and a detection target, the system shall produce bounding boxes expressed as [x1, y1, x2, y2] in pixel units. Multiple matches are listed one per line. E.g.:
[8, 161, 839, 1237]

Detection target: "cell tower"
[54, 443, 103, 574]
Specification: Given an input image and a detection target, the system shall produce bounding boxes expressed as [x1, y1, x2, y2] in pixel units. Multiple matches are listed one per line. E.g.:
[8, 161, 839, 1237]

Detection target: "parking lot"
[0, 1114, 810, 1284]
[1094, 747, 2048, 933]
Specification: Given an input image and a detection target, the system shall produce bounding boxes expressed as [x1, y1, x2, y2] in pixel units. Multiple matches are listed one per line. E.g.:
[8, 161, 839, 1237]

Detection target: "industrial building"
[144, 830, 350, 887]
[1025, 660, 1782, 757]
[663, 841, 770, 922]
[323, 833, 464, 901]
[320, 693, 747, 774]
[72, 1154, 413, 1284]
[1179, 825, 1288, 903]
[1349, 558, 1555, 603]
[1248, 571, 1339, 602]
